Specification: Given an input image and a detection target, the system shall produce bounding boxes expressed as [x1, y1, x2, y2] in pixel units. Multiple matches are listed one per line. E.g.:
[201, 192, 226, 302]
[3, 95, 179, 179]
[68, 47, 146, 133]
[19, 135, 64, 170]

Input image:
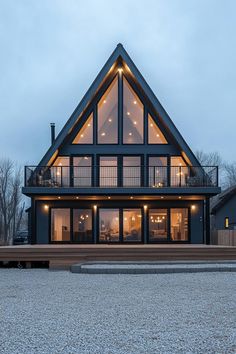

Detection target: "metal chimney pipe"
[50, 123, 55, 144]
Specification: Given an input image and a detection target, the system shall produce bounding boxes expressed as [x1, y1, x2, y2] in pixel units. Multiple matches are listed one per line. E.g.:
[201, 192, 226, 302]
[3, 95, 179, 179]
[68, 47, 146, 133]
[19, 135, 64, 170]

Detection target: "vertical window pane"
[123, 209, 142, 242]
[171, 208, 188, 241]
[171, 157, 188, 187]
[73, 113, 93, 144]
[73, 209, 92, 243]
[51, 209, 70, 242]
[99, 209, 119, 242]
[123, 77, 143, 144]
[149, 157, 167, 187]
[148, 114, 167, 144]
[149, 209, 168, 242]
[123, 156, 141, 186]
[52, 157, 70, 187]
[98, 76, 118, 144]
[99, 157, 117, 186]
[73, 157, 92, 187]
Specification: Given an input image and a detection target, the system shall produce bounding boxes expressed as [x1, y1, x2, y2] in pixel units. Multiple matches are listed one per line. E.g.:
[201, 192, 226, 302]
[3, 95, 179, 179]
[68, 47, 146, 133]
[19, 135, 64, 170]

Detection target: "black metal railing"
[25, 165, 218, 188]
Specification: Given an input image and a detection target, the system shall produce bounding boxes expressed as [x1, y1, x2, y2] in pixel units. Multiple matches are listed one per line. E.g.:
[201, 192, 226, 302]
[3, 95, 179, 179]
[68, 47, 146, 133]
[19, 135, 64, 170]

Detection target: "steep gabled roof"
[38, 43, 200, 166]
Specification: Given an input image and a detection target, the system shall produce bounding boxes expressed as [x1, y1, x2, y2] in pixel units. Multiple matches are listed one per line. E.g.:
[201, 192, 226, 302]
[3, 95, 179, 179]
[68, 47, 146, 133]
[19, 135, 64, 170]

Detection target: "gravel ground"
[0, 269, 236, 354]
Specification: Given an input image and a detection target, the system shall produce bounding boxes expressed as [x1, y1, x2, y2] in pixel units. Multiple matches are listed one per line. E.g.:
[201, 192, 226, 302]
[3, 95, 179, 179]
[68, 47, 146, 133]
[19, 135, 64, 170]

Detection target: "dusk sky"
[0, 0, 235, 166]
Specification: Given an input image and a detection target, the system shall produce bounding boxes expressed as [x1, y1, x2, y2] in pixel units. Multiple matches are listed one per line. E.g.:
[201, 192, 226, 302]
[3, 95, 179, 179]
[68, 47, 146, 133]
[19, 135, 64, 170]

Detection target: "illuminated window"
[149, 209, 168, 242]
[123, 156, 141, 186]
[149, 157, 167, 187]
[51, 209, 70, 241]
[73, 113, 93, 144]
[148, 114, 167, 144]
[123, 209, 142, 242]
[52, 157, 70, 187]
[98, 76, 118, 144]
[170, 208, 188, 241]
[99, 157, 117, 186]
[225, 217, 229, 229]
[73, 157, 92, 187]
[123, 77, 143, 144]
[99, 209, 119, 242]
[73, 209, 92, 243]
[171, 156, 188, 187]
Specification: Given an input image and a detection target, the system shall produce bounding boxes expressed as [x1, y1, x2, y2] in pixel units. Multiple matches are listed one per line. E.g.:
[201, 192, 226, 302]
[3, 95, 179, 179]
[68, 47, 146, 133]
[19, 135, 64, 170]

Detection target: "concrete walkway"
[71, 261, 236, 274]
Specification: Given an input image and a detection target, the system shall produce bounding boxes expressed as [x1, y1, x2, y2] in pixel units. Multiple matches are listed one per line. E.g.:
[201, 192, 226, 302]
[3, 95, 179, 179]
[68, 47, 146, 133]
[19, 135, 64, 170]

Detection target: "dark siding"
[214, 195, 236, 230]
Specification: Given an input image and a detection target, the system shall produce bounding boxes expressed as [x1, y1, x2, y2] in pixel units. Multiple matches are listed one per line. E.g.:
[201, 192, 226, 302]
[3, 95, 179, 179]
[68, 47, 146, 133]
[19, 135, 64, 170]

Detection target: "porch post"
[205, 197, 210, 245]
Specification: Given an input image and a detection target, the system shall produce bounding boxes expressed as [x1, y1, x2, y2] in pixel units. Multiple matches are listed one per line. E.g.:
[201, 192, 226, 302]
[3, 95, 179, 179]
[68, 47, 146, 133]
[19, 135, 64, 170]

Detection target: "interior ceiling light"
[133, 100, 137, 104]
[101, 132, 106, 136]
[129, 132, 132, 136]
[127, 112, 130, 116]
[103, 100, 107, 103]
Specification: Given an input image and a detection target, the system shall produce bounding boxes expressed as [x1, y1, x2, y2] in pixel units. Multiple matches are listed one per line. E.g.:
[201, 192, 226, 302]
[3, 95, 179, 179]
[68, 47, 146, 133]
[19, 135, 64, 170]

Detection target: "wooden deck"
[1, 244, 236, 269]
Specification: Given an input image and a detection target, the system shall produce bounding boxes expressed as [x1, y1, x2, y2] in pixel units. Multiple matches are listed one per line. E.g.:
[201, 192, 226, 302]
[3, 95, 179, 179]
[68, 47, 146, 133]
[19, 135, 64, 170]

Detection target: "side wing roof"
[38, 43, 200, 166]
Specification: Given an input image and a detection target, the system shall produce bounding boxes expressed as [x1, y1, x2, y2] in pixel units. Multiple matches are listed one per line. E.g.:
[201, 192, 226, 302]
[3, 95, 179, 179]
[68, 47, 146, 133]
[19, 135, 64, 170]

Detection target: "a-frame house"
[23, 44, 220, 244]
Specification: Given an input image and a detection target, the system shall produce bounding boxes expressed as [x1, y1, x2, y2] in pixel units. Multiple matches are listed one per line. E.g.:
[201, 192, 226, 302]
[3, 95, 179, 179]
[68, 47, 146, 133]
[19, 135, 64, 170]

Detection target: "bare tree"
[195, 150, 223, 167]
[223, 162, 236, 189]
[0, 158, 25, 245]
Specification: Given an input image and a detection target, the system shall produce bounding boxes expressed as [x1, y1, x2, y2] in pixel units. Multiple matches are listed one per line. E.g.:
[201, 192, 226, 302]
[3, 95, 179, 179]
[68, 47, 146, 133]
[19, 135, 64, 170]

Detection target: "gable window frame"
[147, 111, 169, 145]
[97, 75, 119, 145]
[71, 109, 94, 145]
[122, 74, 145, 145]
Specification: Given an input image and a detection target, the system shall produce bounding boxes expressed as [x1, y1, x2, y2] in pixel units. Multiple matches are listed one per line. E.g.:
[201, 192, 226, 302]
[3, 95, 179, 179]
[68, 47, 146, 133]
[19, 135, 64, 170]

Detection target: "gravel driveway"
[0, 269, 236, 354]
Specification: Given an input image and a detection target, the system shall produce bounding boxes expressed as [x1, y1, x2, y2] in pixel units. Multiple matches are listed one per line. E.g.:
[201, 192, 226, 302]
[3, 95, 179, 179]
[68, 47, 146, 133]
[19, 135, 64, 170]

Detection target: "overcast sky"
[0, 0, 235, 166]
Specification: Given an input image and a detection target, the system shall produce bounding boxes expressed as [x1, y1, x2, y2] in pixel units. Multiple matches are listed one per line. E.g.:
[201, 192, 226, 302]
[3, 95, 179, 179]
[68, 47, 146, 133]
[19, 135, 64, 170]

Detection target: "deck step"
[71, 261, 236, 274]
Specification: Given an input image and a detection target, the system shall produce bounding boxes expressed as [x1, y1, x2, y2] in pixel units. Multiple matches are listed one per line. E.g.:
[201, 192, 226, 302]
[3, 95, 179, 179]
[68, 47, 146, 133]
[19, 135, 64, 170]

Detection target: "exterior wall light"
[191, 205, 196, 211]
[144, 205, 148, 211]
[93, 205, 97, 211]
[44, 205, 49, 211]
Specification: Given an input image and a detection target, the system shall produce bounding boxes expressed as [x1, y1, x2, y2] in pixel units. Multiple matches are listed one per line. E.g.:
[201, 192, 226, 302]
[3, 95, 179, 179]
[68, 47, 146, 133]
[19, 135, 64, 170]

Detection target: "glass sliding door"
[170, 208, 188, 241]
[73, 209, 92, 243]
[123, 209, 142, 242]
[149, 209, 168, 242]
[99, 209, 119, 242]
[123, 156, 141, 187]
[99, 157, 118, 186]
[149, 157, 167, 187]
[73, 156, 92, 187]
[51, 209, 70, 242]
[171, 157, 188, 187]
[52, 157, 70, 187]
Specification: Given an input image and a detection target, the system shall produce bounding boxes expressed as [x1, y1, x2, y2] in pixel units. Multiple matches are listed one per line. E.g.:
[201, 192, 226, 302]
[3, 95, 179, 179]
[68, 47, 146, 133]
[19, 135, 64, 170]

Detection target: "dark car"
[13, 230, 28, 245]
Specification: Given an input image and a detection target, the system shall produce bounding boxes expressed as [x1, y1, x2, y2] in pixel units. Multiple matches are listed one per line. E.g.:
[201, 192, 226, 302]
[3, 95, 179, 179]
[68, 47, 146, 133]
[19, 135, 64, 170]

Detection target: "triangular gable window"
[123, 77, 144, 144]
[148, 114, 168, 144]
[97, 76, 118, 144]
[73, 113, 93, 144]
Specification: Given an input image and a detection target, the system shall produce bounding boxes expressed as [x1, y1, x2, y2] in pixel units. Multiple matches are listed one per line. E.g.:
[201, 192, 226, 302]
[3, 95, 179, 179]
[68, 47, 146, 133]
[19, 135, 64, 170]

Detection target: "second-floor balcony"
[25, 165, 219, 189]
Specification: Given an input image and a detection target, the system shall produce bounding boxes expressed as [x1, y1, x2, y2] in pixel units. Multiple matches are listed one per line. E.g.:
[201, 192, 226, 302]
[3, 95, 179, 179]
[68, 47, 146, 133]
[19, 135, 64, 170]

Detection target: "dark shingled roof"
[211, 185, 236, 214]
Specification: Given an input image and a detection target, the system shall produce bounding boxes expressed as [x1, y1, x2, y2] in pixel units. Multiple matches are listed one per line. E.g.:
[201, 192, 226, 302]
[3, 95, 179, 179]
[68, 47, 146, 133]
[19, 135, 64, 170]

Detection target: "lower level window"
[149, 209, 167, 241]
[51, 209, 70, 241]
[123, 209, 142, 242]
[73, 209, 92, 243]
[99, 209, 119, 242]
[171, 208, 188, 241]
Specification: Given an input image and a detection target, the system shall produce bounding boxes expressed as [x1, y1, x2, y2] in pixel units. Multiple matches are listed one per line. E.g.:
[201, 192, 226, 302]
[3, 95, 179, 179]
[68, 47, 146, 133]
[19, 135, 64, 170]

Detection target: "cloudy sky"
[0, 0, 235, 166]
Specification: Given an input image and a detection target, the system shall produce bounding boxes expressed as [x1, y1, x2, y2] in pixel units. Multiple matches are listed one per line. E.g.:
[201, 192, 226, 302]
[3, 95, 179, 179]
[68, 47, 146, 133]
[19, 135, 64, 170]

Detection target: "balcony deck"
[23, 165, 220, 196]
[0, 244, 236, 270]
